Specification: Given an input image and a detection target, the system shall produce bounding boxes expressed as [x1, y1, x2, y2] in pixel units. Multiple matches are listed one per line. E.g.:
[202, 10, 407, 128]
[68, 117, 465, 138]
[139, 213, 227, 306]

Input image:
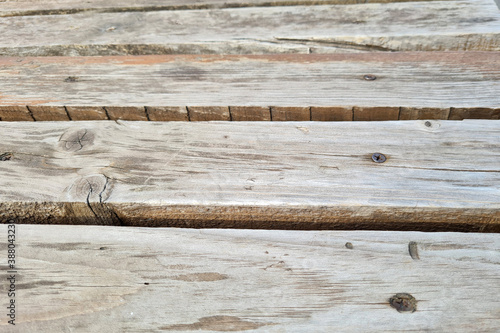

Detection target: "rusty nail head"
[363, 74, 377, 81]
[372, 153, 386, 163]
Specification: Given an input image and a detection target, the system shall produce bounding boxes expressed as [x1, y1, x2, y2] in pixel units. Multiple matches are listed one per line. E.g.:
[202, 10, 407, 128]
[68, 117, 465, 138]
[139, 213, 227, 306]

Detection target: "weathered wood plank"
[0, 120, 499, 231]
[1, 224, 498, 331]
[0, 53, 499, 119]
[0, 0, 456, 18]
[0, 0, 498, 55]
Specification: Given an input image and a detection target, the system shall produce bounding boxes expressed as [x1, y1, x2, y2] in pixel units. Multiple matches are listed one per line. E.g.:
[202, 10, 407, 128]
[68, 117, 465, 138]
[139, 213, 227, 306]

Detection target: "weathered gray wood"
[0, 224, 498, 331]
[0, 120, 499, 231]
[0, 0, 456, 18]
[0, 53, 499, 117]
[0, 0, 498, 55]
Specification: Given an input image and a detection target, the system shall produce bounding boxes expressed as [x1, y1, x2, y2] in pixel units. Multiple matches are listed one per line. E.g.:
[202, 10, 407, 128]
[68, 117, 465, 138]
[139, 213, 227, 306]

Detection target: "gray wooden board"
[0, 0, 456, 18]
[0, 120, 499, 231]
[0, 225, 499, 332]
[0, 53, 499, 111]
[0, 0, 499, 55]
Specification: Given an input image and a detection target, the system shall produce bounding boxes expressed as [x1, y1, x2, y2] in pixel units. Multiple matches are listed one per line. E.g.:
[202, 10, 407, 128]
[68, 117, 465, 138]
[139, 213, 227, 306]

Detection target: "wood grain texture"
[311, 106, 353, 121]
[0, 0, 498, 56]
[0, 120, 499, 231]
[353, 107, 400, 121]
[27, 106, 69, 121]
[0, 53, 499, 118]
[65, 106, 108, 120]
[0, 0, 454, 18]
[449, 107, 500, 120]
[0, 106, 34, 121]
[0, 224, 498, 332]
[104, 106, 148, 121]
[230, 106, 271, 121]
[271, 107, 311, 121]
[146, 106, 189, 121]
[188, 106, 230, 121]
[399, 107, 450, 120]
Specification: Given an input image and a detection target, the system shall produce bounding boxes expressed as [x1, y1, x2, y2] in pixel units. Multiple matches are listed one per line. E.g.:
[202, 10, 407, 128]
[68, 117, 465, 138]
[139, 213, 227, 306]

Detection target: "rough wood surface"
[0, 53, 499, 119]
[0, 120, 498, 232]
[0, 224, 498, 332]
[271, 107, 311, 121]
[0, 0, 454, 18]
[0, 0, 498, 56]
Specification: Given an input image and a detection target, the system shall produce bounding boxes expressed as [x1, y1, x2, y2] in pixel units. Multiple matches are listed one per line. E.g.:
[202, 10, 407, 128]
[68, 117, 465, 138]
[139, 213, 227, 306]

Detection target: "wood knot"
[58, 128, 95, 152]
[389, 293, 417, 313]
[64, 76, 79, 82]
[0, 152, 13, 161]
[67, 174, 111, 203]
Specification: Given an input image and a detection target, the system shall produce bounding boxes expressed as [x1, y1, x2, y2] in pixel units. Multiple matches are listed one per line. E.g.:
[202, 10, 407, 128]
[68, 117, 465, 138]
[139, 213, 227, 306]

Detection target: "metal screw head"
[424, 121, 432, 127]
[363, 74, 377, 81]
[371, 153, 386, 163]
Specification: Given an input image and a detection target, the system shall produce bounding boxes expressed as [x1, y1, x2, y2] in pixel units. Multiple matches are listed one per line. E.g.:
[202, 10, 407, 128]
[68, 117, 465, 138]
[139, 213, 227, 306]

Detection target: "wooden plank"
[1, 224, 498, 331]
[0, 0, 498, 56]
[0, 120, 499, 232]
[0, 0, 455, 18]
[0, 53, 498, 121]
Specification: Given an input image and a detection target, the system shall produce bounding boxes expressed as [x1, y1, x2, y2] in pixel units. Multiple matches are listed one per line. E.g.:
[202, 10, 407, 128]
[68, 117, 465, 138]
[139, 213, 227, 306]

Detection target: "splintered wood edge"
[1, 106, 499, 121]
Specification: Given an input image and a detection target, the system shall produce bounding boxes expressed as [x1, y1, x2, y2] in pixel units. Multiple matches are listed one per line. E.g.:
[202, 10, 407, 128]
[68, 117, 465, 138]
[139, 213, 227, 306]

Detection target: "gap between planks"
[0, 106, 499, 122]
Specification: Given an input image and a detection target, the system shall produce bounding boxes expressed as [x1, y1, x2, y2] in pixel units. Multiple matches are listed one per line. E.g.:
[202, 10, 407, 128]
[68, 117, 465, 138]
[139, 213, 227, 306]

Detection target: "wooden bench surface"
[0, 1, 499, 331]
[1, 120, 499, 232]
[3, 224, 499, 332]
[0, 0, 499, 55]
